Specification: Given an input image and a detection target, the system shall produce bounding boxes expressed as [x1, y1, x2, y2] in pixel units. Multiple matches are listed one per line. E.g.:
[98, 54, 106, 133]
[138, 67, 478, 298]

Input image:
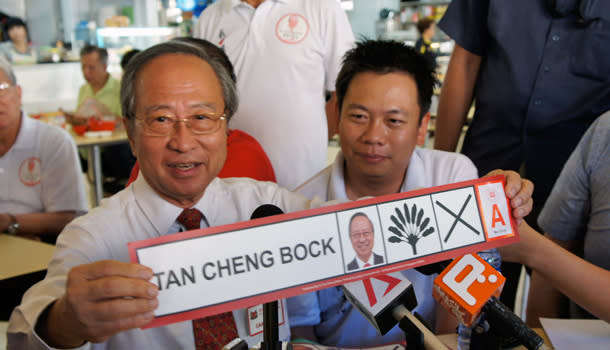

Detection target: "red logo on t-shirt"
[275, 14, 309, 44]
[19, 157, 42, 186]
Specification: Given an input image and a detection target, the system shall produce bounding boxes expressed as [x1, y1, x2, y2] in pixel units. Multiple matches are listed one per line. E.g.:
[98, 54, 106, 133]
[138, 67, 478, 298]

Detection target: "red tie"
[176, 208, 204, 231]
[363, 263, 371, 268]
[176, 209, 239, 349]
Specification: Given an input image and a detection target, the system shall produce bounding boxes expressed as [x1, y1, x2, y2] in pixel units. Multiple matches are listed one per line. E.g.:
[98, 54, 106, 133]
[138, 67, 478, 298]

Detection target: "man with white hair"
[0, 57, 87, 241]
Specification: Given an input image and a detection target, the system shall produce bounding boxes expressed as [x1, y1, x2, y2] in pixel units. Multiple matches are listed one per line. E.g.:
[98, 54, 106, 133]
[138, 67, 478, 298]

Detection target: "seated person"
[66, 45, 122, 123]
[0, 56, 87, 318]
[519, 110, 610, 327]
[64, 45, 135, 193]
[6, 39, 531, 350]
[0, 57, 88, 241]
[287, 40, 533, 348]
[0, 17, 37, 64]
[6, 39, 320, 350]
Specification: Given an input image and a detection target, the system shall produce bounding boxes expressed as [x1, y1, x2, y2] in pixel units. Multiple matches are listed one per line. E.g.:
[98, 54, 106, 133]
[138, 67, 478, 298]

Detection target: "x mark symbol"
[436, 194, 480, 243]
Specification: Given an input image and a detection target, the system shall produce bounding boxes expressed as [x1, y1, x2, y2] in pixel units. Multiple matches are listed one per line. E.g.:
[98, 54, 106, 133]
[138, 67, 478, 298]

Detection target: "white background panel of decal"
[431, 187, 485, 250]
[138, 213, 342, 316]
[476, 182, 514, 239]
[378, 195, 443, 263]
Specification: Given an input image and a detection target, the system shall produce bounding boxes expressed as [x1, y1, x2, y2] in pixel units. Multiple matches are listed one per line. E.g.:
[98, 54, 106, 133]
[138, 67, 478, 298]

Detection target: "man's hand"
[484, 169, 534, 225]
[38, 260, 159, 347]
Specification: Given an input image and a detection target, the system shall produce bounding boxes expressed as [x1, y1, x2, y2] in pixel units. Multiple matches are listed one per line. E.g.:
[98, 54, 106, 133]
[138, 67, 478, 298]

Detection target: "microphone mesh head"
[250, 204, 284, 219]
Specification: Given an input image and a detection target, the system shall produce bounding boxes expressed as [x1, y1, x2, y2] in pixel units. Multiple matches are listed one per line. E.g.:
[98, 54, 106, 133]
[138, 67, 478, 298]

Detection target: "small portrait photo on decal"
[340, 210, 385, 271]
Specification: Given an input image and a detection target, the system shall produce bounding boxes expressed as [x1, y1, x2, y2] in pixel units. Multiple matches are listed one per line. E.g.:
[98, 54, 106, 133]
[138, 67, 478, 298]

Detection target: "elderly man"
[0, 57, 87, 241]
[7, 40, 532, 350]
[66, 45, 135, 192]
[287, 40, 534, 348]
[0, 55, 87, 320]
[6, 39, 321, 350]
[346, 212, 383, 271]
[75, 45, 121, 119]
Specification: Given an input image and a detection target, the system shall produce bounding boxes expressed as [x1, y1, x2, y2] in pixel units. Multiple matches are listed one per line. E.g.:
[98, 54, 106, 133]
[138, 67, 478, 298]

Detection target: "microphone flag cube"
[343, 272, 417, 335]
[432, 253, 505, 327]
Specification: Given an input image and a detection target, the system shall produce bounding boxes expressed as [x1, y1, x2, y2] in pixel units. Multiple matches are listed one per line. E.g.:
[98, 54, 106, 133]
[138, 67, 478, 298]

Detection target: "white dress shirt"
[0, 113, 88, 216]
[287, 148, 478, 347]
[8, 175, 323, 349]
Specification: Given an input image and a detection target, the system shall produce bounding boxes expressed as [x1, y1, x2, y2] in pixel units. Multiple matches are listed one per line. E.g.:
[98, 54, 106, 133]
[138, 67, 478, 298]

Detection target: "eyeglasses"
[135, 112, 226, 137]
[351, 231, 373, 239]
[0, 82, 14, 97]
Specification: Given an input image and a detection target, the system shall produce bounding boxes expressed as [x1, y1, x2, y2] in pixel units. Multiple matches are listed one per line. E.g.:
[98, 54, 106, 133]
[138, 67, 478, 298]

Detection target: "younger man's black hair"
[335, 39, 439, 121]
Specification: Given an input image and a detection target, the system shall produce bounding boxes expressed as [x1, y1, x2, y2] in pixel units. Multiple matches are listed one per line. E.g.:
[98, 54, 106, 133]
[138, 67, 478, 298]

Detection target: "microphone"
[433, 254, 550, 350]
[250, 204, 285, 350]
[251, 204, 284, 220]
[342, 271, 448, 349]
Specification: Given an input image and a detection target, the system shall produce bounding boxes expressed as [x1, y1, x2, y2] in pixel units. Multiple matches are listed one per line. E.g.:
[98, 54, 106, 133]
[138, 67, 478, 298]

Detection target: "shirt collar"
[328, 148, 425, 199]
[232, 0, 289, 9]
[132, 175, 224, 235]
[327, 150, 349, 200]
[402, 148, 425, 192]
[357, 255, 374, 268]
[88, 74, 114, 95]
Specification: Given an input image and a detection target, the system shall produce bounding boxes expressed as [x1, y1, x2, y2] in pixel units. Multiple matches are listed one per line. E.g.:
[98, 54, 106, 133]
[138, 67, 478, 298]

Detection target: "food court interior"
[1, 0, 455, 205]
[1, 0, 544, 347]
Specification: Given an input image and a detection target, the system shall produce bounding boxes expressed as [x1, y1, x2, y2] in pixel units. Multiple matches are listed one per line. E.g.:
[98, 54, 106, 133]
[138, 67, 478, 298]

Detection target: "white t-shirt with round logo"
[0, 114, 88, 216]
[195, 0, 355, 190]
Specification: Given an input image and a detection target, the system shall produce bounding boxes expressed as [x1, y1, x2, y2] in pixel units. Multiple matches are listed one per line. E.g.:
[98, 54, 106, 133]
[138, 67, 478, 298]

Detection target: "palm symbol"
[387, 203, 435, 255]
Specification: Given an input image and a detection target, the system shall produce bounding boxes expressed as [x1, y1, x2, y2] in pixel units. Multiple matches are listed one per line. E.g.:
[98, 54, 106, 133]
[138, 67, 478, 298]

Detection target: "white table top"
[0, 235, 55, 280]
[72, 128, 128, 148]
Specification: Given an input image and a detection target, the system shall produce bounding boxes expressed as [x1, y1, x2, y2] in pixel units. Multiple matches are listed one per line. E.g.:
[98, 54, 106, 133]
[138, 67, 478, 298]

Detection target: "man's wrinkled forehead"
[134, 54, 223, 108]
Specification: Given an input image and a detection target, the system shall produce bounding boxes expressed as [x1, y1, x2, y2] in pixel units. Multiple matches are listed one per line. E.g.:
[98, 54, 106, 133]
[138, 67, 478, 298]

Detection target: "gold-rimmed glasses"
[350, 231, 373, 239]
[135, 112, 226, 137]
[0, 82, 14, 97]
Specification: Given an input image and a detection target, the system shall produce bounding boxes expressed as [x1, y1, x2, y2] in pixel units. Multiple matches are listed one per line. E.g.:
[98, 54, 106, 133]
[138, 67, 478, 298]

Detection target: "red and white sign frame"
[128, 175, 519, 328]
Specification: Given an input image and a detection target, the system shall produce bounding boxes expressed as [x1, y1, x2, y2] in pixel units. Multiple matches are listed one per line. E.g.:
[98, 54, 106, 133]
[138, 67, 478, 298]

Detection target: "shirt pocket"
[570, 24, 610, 81]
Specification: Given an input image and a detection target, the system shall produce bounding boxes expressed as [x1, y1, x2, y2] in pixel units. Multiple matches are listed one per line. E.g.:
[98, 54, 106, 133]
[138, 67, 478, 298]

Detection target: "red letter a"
[491, 204, 506, 228]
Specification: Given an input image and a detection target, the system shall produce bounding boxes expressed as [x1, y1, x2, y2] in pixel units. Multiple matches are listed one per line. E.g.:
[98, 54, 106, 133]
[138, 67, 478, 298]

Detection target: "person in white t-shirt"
[6, 38, 323, 350]
[194, 0, 355, 190]
[287, 40, 535, 348]
[0, 57, 87, 242]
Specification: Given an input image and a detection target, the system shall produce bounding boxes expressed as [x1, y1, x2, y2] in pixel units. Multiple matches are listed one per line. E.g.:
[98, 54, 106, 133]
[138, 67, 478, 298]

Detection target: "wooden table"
[0, 235, 55, 280]
[73, 129, 129, 206]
